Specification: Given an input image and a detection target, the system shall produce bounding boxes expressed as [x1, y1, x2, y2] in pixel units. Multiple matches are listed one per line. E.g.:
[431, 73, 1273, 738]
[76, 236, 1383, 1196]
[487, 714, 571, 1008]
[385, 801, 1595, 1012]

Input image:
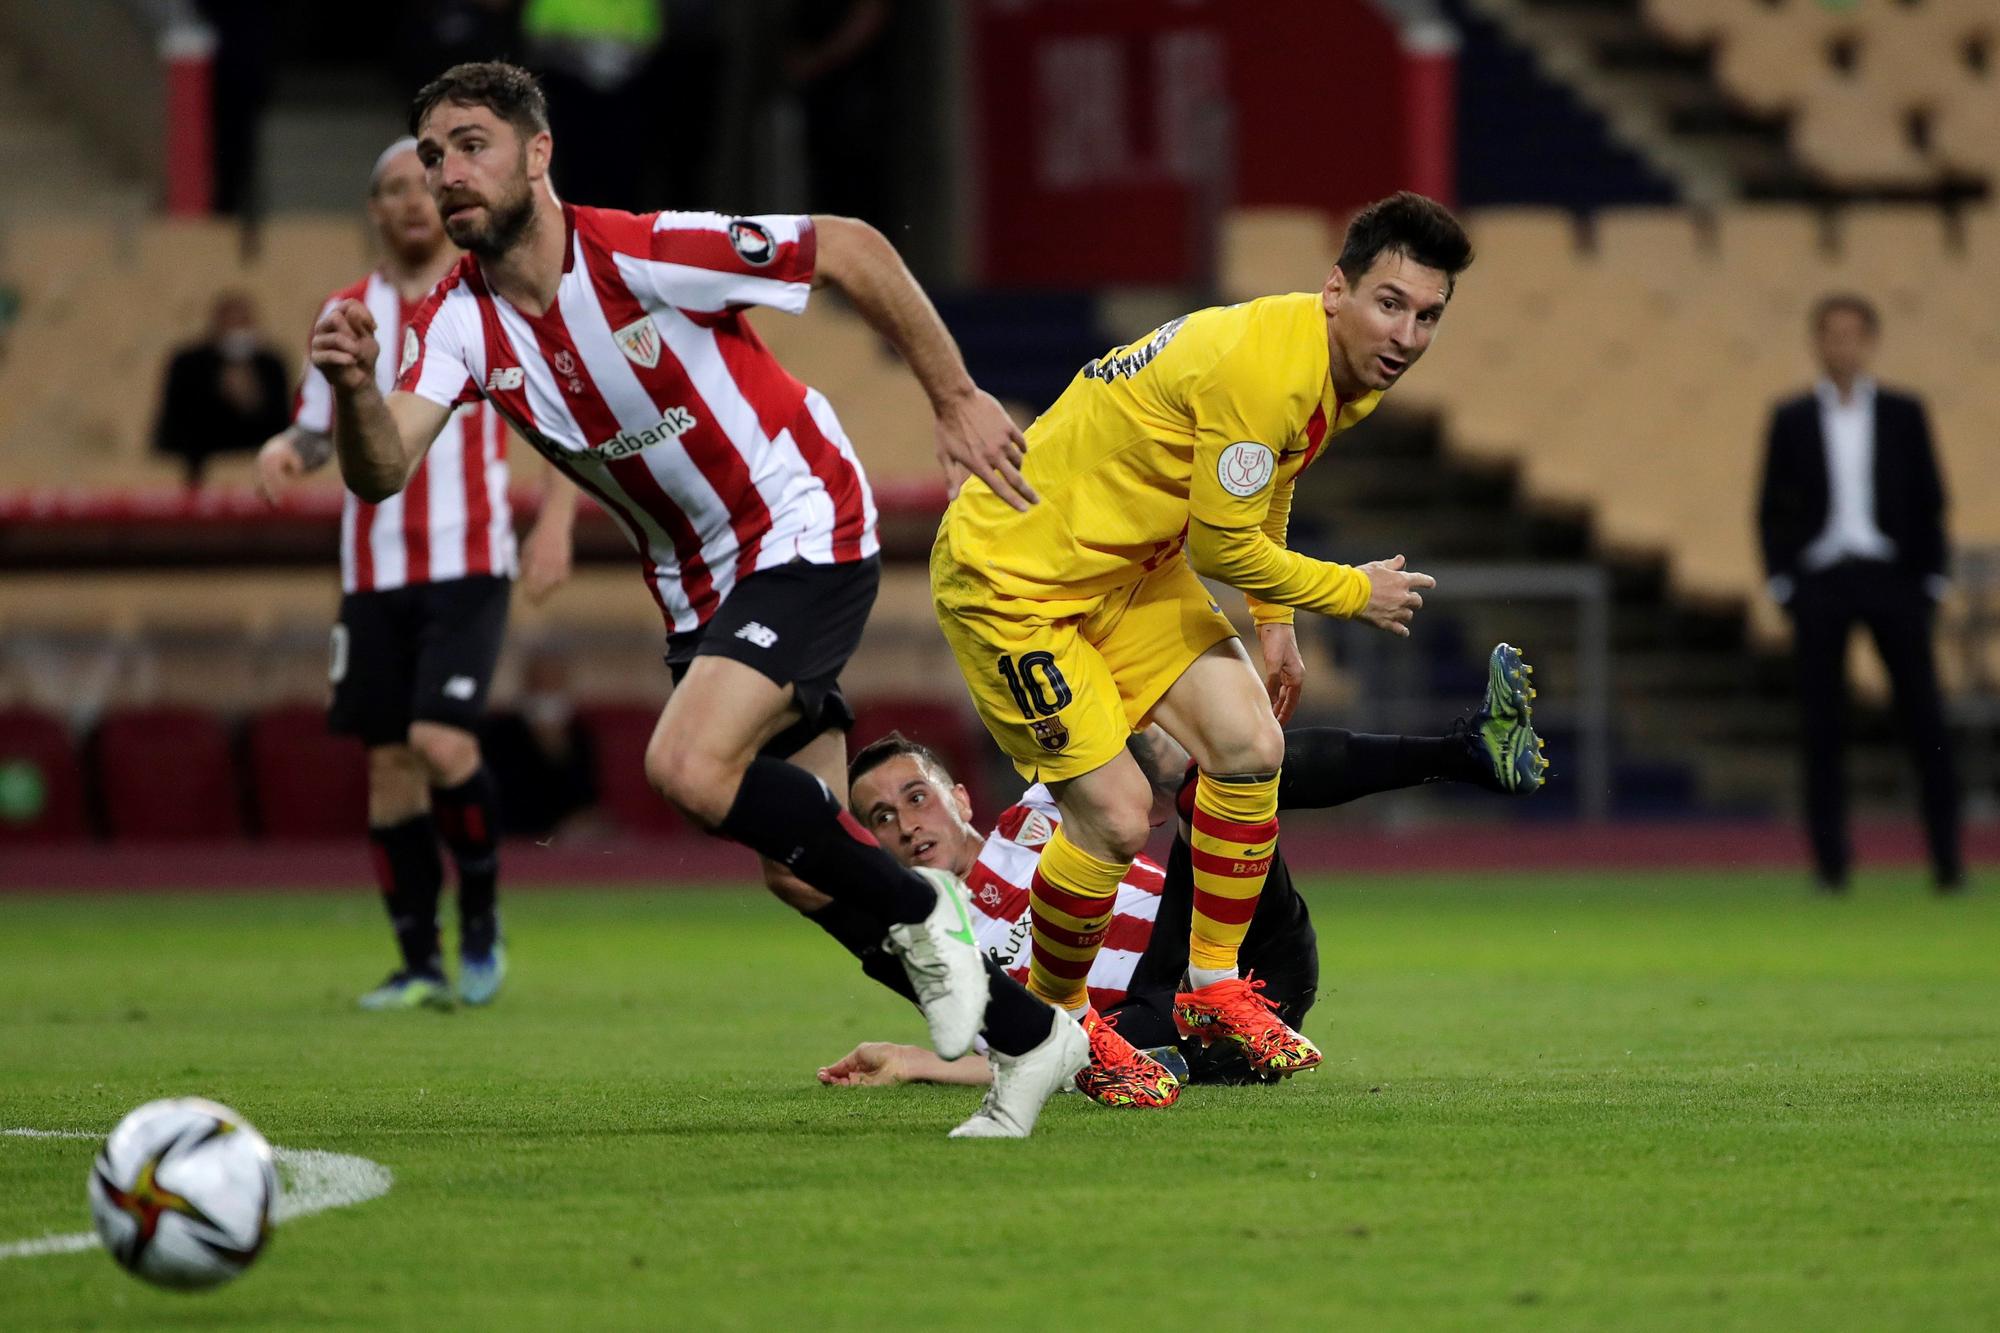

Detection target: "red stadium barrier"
[573, 702, 683, 837]
[245, 704, 367, 840]
[92, 706, 243, 840]
[0, 707, 89, 843]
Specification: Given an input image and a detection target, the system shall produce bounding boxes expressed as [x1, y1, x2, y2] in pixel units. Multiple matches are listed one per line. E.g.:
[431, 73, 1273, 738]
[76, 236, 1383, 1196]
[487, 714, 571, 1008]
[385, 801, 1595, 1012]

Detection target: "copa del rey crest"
[614, 317, 661, 370]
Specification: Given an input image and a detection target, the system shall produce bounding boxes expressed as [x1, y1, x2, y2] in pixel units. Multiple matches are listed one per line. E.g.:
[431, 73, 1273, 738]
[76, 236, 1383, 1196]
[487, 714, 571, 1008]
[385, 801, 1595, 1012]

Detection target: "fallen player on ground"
[812, 642, 1547, 1094]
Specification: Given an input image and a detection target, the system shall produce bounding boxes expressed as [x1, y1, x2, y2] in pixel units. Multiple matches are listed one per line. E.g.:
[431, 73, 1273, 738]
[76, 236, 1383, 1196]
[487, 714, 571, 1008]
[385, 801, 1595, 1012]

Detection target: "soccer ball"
[87, 1098, 278, 1289]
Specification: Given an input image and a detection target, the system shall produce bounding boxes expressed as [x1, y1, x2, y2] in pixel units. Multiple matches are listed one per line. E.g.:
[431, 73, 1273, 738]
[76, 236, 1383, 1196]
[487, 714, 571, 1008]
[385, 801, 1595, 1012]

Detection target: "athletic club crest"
[613, 317, 661, 369]
[1029, 717, 1069, 753]
[400, 326, 420, 375]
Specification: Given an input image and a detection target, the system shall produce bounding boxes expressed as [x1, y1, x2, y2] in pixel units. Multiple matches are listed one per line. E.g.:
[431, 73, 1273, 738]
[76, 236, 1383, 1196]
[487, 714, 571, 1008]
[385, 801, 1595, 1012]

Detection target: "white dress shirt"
[1800, 375, 1896, 572]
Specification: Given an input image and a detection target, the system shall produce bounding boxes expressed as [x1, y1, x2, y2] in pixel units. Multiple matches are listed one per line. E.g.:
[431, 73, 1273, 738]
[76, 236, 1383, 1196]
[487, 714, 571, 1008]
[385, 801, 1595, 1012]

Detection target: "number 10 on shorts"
[996, 652, 1072, 719]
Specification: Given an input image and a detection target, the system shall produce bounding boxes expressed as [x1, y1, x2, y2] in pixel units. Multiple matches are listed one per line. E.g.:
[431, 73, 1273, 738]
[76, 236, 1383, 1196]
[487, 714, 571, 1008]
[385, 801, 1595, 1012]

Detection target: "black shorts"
[663, 556, 879, 761]
[328, 575, 511, 747]
[1105, 839, 1320, 1085]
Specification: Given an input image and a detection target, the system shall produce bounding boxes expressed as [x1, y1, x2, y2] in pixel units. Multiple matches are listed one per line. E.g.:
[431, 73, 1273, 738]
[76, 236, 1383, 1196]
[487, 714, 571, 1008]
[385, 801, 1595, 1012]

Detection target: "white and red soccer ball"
[87, 1098, 278, 1290]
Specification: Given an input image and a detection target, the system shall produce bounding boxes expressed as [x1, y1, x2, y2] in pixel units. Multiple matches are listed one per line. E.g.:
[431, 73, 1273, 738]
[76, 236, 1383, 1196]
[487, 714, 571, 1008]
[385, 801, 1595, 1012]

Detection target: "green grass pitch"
[2, 873, 1997, 1330]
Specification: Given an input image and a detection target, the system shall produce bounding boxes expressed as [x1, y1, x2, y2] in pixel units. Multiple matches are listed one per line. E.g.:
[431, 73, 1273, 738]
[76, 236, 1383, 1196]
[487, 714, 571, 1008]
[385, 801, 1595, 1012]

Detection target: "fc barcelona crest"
[614, 317, 661, 370]
[1029, 717, 1069, 753]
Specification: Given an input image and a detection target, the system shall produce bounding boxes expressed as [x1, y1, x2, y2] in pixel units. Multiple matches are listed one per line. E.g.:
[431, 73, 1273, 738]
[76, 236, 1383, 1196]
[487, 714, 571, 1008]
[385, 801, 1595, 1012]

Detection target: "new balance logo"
[486, 367, 524, 391]
[733, 622, 778, 649]
[442, 675, 478, 700]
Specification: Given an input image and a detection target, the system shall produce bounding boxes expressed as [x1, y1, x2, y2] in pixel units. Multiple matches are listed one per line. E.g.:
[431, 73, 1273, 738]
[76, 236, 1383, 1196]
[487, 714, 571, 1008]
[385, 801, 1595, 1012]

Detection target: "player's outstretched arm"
[309, 299, 448, 502]
[816, 1042, 993, 1088]
[810, 215, 1037, 511]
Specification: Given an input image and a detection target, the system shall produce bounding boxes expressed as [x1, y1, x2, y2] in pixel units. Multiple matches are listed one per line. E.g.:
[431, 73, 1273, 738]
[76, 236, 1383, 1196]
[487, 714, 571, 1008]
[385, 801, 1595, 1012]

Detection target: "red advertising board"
[969, 0, 1455, 286]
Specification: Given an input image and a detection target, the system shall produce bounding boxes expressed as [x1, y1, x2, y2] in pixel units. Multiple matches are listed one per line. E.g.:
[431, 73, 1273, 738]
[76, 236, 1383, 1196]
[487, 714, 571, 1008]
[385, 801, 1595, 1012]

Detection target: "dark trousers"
[1789, 561, 1961, 885]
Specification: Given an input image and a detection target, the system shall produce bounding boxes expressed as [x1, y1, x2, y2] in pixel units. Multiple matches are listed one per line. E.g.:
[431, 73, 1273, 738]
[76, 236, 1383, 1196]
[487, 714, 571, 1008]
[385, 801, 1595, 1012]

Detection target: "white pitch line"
[0, 1129, 393, 1262]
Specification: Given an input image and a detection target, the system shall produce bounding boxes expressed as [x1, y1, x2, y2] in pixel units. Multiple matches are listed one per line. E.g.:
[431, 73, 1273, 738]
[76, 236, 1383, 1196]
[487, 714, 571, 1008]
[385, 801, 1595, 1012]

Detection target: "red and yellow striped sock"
[1026, 825, 1129, 1012]
[1187, 770, 1281, 975]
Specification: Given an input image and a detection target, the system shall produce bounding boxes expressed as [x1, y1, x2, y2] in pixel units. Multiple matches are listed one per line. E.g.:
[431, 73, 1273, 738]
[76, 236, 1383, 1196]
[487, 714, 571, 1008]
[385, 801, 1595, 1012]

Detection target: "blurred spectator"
[785, 0, 897, 227]
[1757, 293, 1962, 894]
[194, 0, 278, 216]
[483, 648, 600, 838]
[153, 292, 291, 487]
[523, 0, 665, 210]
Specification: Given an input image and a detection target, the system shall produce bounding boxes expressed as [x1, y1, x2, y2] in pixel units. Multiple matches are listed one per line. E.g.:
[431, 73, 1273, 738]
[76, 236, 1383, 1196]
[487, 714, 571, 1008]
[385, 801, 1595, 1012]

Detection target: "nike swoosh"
[943, 879, 975, 947]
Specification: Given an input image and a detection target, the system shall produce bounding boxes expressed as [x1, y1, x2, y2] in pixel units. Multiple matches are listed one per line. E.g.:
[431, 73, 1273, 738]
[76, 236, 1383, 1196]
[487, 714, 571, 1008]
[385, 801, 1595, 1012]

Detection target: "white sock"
[1187, 964, 1238, 991]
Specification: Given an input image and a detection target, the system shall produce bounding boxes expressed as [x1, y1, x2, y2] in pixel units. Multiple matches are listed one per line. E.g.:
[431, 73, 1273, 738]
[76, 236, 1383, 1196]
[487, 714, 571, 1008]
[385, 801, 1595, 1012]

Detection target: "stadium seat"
[244, 703, 367, 840]
[1642, 0, 1993, 192]
[91, 705, 244, 840]
[849, 696, 990, 815]
[1794, 85, 1940, 190]
[573, 702, 682, 836]
[0, 706, 88, 843]
[1638, 0, 1735, 46]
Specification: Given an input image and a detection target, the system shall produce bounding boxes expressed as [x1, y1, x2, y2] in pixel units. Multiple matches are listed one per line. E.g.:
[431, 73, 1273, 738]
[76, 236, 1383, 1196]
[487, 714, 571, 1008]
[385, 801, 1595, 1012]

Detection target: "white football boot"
[883, 867, 989, 1060]
[949, 1005, 1090, 1140]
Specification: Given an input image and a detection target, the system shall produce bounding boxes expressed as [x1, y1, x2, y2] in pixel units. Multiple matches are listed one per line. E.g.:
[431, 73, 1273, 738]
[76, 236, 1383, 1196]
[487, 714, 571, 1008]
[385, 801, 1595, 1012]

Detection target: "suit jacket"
[152, 342, 292, 468]
[1756, 384, 1949, 589]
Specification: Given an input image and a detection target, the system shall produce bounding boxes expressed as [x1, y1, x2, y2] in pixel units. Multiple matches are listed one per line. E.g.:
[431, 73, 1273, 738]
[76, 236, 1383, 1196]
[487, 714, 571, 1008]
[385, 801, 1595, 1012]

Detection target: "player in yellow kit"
[932, 193, 1473, 1106]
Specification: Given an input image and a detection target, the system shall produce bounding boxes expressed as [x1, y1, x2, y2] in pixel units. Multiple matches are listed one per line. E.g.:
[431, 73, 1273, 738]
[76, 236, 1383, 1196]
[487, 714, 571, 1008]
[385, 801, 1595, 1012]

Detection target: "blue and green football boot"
[357, 969, 454, 1012]
[1463, 642, 1548, 794]
[458, 943, 507, 1007]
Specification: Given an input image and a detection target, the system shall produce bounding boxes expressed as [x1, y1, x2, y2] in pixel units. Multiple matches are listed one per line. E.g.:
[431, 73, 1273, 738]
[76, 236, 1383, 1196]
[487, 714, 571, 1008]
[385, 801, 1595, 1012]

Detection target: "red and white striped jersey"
[296, 271, 515, 594]
[964, 784, 1166, 1011]
[395, 205, 879, 634]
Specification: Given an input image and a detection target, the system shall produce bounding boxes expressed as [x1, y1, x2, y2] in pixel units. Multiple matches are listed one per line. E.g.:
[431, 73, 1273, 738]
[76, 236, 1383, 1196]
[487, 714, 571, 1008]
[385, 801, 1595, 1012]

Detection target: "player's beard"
[447, 175, 537, 260]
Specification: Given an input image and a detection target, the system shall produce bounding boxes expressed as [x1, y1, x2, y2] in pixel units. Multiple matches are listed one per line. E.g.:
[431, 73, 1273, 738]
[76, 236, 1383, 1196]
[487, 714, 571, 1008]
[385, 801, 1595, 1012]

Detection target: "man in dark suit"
[152, 291, 291, 487]
[1758, 293, 1961, 894]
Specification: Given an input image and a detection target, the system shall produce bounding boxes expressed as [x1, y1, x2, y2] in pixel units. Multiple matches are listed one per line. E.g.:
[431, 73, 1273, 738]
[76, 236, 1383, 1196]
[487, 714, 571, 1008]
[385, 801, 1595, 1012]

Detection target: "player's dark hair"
[1812, 292, 1880, 335]
[1335, 191, 1474, 295]
[410, 61, 550, 140]
[848, 732, 955, 792]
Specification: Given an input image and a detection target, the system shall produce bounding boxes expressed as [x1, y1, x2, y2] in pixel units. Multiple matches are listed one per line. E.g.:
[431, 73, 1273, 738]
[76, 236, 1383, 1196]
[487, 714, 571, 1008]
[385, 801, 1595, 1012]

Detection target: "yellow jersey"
[939, 291, 1383, 625]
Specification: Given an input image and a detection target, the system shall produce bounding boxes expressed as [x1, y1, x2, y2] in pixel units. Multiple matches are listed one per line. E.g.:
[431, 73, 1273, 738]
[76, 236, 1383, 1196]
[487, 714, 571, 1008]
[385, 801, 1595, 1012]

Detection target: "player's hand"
[1257, 622, 1305, 723]
[309, 299, 380, 394]
[1356, 554, 1435, 638]
[254, 437, 305, 508]
[934, 387, 1037, 511]
[519, 517, 574, 606]
[816, 1042, 910, 1087]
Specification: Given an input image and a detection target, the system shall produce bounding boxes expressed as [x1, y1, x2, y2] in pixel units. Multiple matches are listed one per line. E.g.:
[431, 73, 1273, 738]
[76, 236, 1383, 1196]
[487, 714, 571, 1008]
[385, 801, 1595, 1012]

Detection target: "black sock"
[979, 960, 1057, 1057]
[805, 900, 918, 1005]
[368, 816, 444, 976]
[719, 757, 934, 924]
[433, 767, 502, 956]
[1271, 727, 1479, 809]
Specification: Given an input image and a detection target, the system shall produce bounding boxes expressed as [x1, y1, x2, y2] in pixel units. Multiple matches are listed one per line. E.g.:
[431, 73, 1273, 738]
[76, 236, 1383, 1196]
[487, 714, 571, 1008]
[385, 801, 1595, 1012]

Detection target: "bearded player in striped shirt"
[310, 62, 1079, 1137]
[258, 139, 579, 1012]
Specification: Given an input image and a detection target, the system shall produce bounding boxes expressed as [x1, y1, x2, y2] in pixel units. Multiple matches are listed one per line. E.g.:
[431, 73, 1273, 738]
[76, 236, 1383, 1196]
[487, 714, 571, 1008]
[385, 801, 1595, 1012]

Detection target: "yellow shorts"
[931, 532, 1240, 783]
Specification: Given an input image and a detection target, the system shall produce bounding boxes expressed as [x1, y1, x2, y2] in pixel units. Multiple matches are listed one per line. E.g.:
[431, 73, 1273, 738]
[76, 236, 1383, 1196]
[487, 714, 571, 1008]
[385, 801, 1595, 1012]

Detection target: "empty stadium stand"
[0, 705, 86, 842]
[244, 703, 367, 840]
[92, 705, 243, 840]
